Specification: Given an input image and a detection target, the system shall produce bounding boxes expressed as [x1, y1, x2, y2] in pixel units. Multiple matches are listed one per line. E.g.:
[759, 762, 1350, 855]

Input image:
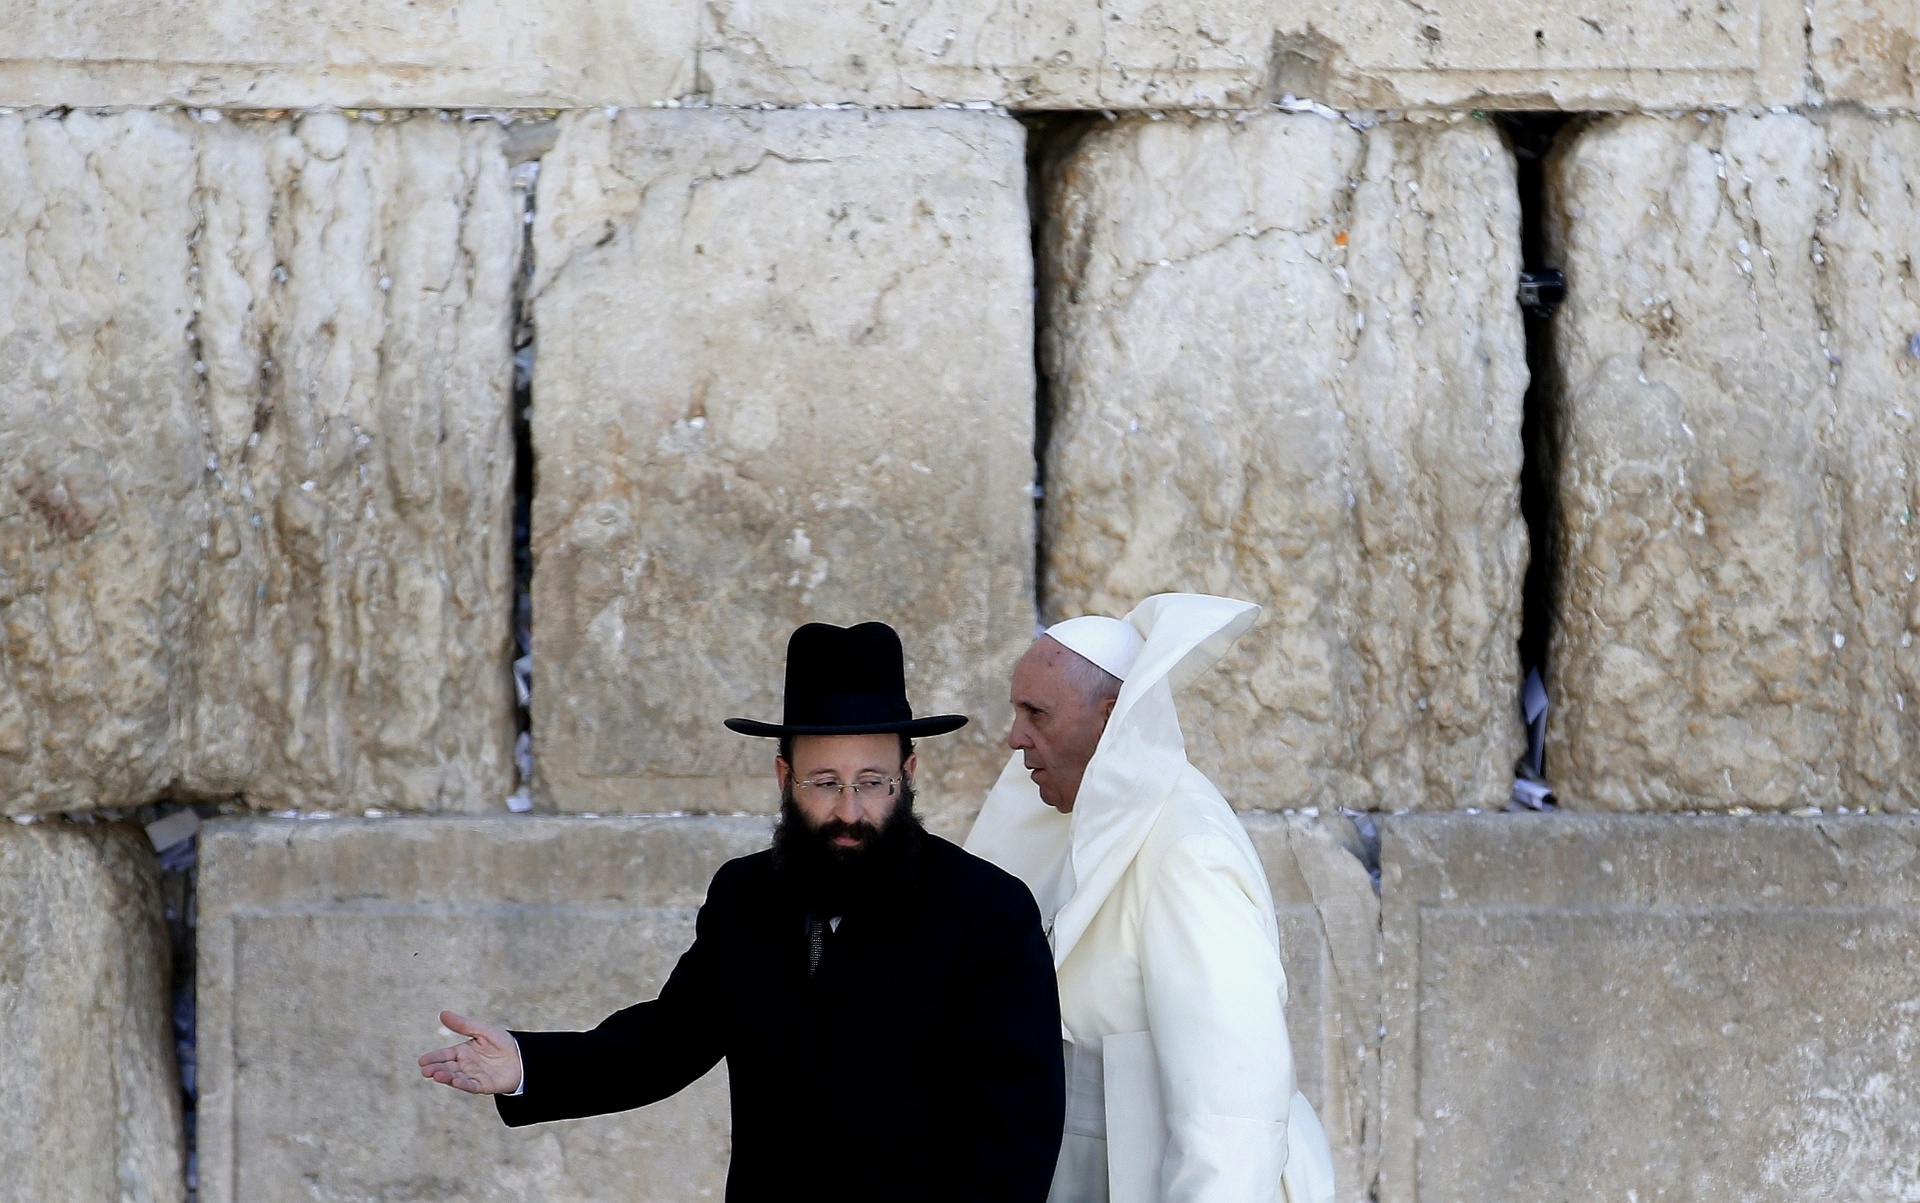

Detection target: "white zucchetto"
[1044, 615, 1145, 682]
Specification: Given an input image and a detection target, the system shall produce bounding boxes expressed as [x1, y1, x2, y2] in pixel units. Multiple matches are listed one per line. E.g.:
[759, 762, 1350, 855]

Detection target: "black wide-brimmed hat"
[724, 622, 969, 739]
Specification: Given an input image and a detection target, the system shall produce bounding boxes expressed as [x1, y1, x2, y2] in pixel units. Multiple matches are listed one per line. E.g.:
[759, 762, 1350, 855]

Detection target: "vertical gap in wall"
[505, 118, 554, 812]
[156, 806, 200, 1202]
[108, 797, 230, 1203]
[1496, 112, 1575, 799]
[1019, 113, 1101, 629]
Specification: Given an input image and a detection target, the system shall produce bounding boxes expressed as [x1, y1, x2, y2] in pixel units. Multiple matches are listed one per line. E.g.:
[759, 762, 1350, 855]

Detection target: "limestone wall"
[5, 14, 1919, 834]
[1, 110, 519, 816]
[528, 108, 1035, 826]
[700, 0, 1809, 111]
[195, 816, 753, 1203]
[1040, 111, 1526, 812]
[16, 0, 1920, 111]
[0, 823, 184, 1202]
[12, 2, 1920, 1200]
[1549, 112, 1920, 812]
[0, 0, 696, 109]
[193, 813, 1379, 1203]
[1381, 815, 1920, 1201]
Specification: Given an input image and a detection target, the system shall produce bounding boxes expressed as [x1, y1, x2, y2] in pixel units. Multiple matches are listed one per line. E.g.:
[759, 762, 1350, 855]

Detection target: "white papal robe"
[968, 594, 1338, 1203]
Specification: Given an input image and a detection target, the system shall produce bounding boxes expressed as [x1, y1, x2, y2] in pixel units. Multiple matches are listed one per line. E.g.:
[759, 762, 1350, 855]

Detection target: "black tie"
[806, 912, 827, 976]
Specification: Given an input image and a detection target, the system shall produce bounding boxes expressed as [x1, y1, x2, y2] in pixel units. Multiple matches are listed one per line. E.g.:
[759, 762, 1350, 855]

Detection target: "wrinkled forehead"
[1012, 635, 1104, 697]
[1014, 634, 1072, 678]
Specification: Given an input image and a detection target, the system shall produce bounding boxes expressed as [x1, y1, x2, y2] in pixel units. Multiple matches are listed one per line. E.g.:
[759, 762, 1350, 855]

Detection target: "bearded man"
[967, 594, 1338, 1203]
[419, 622, 1065, 1202]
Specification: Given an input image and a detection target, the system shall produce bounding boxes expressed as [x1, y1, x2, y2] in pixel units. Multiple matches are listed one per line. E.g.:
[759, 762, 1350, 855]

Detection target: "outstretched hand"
[418, 1011, 523, 1095]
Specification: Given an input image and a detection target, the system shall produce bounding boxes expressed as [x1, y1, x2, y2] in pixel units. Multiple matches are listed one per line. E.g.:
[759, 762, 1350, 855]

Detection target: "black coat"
[496, 832, 1066, 1202]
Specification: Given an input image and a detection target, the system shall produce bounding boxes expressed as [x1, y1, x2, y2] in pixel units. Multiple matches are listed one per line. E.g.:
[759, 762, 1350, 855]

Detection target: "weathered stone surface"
[196, 812, 1373, 1201]
[1040, 112, 1526, 813]
[196, 815, 768, 1203]
[0, 0, 694, 108]
[1242, 813, 1381, 1203]
[0, 822, 184, 1202]
[0, 110, 519, 814]
[0, 0, 1816, 111]
[1380, 814, 1920, 1202]
[530, 109, 1034, 824]
[0, 111, 199, 810]
[1548, 112, 1920, 811]
[1821, 116, 1920, 811]
[700, 0, 1806, 110]
[0, 0, 1835, 112]
[1811, 0, 1920, 109]
[183, 113, 522, 812]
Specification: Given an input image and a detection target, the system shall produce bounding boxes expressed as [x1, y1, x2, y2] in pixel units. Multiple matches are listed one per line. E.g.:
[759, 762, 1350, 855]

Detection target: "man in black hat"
[417, 622, 1065, 1202]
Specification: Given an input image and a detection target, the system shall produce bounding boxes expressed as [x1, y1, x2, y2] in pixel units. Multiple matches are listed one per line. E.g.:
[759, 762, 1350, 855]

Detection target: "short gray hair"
[1046, 636, 1123, 704]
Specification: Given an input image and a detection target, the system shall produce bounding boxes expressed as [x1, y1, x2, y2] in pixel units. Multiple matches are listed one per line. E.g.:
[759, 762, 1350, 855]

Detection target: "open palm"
[417, 1011, 523, 1095]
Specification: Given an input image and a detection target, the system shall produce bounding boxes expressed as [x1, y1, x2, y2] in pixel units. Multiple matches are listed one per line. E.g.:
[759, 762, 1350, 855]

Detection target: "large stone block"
[0, 111, 200, 811]
[1548, 112, 1920, 811]
[699, 0, 1806, 110]
[0, 110, 519, 814]
[529, 109, 1035, 824]
[0, 0, 694, 108]
[0, 0, 1823, 111]
[1242, 813, 1381, 1203]
[195, 815, 768, 1203]
[195, 812, 1372, 1202]
[1380, 814, 1920, 1202]
[1812, 0, 1920, 109]
[0, 822, 184, 1202]
[1039, 112, 1526, 813]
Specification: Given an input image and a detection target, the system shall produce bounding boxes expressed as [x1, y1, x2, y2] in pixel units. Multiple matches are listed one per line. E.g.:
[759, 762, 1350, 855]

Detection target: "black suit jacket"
[496, 833, 1065, 1202]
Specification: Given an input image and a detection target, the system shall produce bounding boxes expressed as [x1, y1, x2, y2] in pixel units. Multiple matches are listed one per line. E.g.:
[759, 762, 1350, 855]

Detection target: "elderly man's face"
[777, 733, 915, 855]
[1007, 637, 1117, 814]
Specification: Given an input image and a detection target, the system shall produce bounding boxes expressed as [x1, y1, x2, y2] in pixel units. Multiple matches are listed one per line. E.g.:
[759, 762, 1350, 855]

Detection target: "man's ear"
[902, 751, 918, 783]
[775, 755, 792, 788]
[1098, 695, 1118, 723]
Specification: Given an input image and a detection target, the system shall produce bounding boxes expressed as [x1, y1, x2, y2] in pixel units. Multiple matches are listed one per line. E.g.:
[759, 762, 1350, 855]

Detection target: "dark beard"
[771, 779, 924, 913]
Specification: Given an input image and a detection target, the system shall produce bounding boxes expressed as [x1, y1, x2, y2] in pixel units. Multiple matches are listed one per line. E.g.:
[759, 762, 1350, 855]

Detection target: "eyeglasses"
[793, 776, 902, 801]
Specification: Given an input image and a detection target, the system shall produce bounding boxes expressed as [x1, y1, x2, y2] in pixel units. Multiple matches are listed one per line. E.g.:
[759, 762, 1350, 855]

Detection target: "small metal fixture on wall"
[1517, 268, 1565, 317]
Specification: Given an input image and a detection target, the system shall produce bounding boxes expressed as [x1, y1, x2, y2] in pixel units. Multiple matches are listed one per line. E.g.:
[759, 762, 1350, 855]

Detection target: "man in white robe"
[967, 593, 1338, 1203]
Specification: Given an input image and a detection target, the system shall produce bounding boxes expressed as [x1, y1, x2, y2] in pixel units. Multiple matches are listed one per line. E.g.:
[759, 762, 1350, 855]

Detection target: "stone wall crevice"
[505, 118, 552, 814]
[1498, 111, 1577, 798]
[1022, 111, 1103, 626]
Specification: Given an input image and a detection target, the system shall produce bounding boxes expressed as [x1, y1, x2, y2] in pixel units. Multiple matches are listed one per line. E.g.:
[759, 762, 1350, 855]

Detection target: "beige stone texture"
[0, 0, 694, 108]
[1241, 813, 1381, 1203]
[699, 0, 1807, 110]
[1379, 814, 1920, 1202]
[196, 815, 767, 1203]
[0, 822, 185, 1202]
[0, 111, 199, 811]
[1812, 0, 1920, 109]
[195, 812, 1373, 1202]
[1039, 112, 1525, 813]
[1548, 112, 1920, 812]
[0, 0, 1823, 111]
[529, 109, 1035, 827]
[0, 110, 519, 814]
